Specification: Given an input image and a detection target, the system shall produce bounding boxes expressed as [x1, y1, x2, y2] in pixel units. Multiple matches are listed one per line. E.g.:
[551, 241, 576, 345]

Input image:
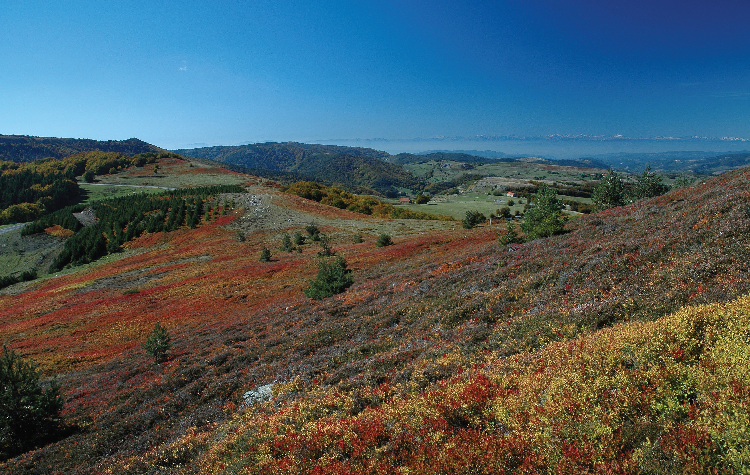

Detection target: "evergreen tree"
[462, 210, 486, 229]
[521, 183, 565, 240]
[592, 168, 626, 210]
[143, 322, 172, 363]
[499, 221, 523, 246]
[281, 233, 294, 252]
[630, 166, 669, 201]
[376, 233, 393, 247]
[304, 256, 353, 300]
[0, 347, 63, 460]
[259, 247, 272, 262]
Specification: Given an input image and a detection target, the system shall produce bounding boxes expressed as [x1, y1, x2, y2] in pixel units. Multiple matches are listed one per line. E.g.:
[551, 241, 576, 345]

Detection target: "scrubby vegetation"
[2, 162, 750, 473]
[283, 181, 453, 221]
[520, 183, 565, 239]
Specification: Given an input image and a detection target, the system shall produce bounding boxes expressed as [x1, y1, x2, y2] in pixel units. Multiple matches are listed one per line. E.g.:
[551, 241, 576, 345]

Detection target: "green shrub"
[0, 347, 63, 460]
[143, 322, 172, 363]
[376, 233, 393, 247]
[259, 247, 272, 262]
[462, 210, 486, 229]
[304, 256, 353, 300]
[281, 233, 294, 252]
[592, 168, 626, 210]
[499, 221, 523, 246]
[415, 194, 431, 204]
[293, 231, 305, 246]
[317, 234, 335, 257]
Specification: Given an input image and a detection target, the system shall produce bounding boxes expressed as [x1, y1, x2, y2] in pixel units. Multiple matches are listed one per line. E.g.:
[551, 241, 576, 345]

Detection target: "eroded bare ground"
[223, 188, 458, 242]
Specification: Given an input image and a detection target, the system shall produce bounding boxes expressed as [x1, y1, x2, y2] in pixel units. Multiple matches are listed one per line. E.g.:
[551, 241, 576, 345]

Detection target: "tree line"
[23, 185, 245, 271]
[0, 151, 175, 225]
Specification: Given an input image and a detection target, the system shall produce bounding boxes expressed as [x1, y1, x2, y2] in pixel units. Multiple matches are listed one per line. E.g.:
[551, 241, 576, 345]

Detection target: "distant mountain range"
[587, 150, 750, 175]
[0, 135, 163, 162]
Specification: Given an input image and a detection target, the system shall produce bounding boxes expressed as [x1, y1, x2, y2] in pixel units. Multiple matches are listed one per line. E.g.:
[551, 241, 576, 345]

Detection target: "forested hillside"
[0, 151, 169, 225]
[175, 142, 421, 196]
[0, 136, 163, 163]
[1, 164, 750, 473]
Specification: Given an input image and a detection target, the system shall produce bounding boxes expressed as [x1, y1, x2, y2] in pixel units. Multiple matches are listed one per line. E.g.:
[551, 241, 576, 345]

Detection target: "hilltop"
[174, 142, 421, 196]
[1, 153, 749, 472]
[0, 136, 164, 163]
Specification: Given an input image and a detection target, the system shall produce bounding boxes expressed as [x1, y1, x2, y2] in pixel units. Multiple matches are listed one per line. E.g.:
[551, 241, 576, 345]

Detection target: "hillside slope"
[1, 166, 750, 473]
[174, 142, 422, 195]
[0, 136, 164, 163]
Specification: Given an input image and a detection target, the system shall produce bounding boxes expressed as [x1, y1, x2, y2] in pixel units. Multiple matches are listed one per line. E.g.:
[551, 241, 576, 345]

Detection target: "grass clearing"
[388, 192, 526, 220]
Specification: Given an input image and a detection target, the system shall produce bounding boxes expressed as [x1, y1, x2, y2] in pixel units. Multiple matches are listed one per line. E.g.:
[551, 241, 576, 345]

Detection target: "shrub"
[376, 233, 393, 247]
[0, 347, 63, 460]
[630, 166, 669, 201]
[259, 247, 272, 262]
[496, 206, 512, 219]
[462, 210, 486, 229]
[353, 233, 363, 244]
[499, 221, 523, 246]
[317, 234, 335, 257]
[143, 322, 172, 363]
[305, 224, 320, 236]
[415, 194, 431, 204]
[304, 256, 353, 300]
[293, 231, 305, 246]
[281, 233, 294, 252]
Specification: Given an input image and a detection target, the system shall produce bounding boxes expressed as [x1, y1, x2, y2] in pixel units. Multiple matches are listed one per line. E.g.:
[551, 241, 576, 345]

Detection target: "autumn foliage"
[1, 167, 750, 473]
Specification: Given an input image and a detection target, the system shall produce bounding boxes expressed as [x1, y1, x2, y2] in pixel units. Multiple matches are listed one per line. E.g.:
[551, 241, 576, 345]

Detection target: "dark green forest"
[0, 136, 163, 163]
[175, 142, 421, 196]
[22, 185, 245, 271]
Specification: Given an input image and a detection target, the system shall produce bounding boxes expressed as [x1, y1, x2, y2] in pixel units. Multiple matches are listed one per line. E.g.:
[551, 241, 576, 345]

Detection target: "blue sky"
[2, 1, 749, 153]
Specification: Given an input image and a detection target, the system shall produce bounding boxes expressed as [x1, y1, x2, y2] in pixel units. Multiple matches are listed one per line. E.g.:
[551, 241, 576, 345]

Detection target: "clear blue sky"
[2, 0, 749, 151]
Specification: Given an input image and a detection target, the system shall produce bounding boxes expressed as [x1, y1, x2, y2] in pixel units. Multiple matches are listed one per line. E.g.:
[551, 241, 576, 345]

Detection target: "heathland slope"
[0, 136, 164, 163]
[1, 165, 749, 473]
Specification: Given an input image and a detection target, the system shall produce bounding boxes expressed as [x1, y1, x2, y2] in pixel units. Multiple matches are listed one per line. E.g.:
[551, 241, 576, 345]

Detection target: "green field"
[388, 191, 591, 220]
[403, 159, 607, 186]
[385, 192, 519, 220]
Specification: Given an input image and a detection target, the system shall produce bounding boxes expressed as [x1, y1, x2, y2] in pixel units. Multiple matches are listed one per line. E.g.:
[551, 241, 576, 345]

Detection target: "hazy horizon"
[173, 136, 750, 161]
[2, 1, 749, 148]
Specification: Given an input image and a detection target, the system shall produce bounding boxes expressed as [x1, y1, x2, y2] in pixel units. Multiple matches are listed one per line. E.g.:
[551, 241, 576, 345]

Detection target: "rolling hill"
[1, 158, 750, 472]
[592, 150, 750, 175]
[0, 136, 164, 163]
[174, 142, 422, 195]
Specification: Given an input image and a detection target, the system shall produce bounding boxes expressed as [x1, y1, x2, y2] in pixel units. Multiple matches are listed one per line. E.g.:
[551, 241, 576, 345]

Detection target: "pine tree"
[592, 168, 626, 210]
[304, 256, 353, 300]
[143, 322, 172, 363]
[521, 184, 565, 240]
[0, 347, 63, 460]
